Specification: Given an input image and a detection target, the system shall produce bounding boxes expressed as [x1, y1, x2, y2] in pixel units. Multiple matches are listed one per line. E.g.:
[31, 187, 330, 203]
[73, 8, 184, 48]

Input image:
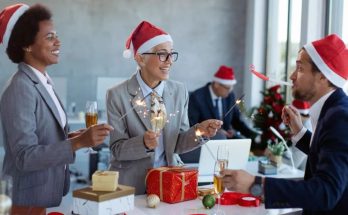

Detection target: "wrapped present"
[72, 184, 135, 215]
[146, 166, 198, 203]
[92, 170, 119, 191]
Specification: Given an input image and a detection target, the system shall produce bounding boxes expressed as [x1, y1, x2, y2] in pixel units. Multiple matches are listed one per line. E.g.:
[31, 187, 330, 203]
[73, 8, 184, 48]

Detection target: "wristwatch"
[250, 176, 263, 197]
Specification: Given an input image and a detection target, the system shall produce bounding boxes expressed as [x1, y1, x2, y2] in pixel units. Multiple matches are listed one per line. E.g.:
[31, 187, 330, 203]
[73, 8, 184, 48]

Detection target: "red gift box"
[146, 167, 198, 203]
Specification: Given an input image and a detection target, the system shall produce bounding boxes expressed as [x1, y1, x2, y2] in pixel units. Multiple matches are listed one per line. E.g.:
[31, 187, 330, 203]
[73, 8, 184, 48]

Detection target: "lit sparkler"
[250, 64, 293, 86]
[195, 129, 217, 161]
[224, 94, 245, 118]
[119, 93, 150, 121]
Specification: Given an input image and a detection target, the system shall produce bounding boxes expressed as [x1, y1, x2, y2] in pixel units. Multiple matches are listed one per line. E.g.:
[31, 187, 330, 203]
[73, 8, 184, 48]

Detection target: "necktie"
[214, 98, 221, 120]
[150, 91, 167, 132]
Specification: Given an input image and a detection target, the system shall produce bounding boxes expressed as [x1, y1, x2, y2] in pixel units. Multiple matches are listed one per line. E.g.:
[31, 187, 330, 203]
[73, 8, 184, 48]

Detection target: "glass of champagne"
[213, 160, 227, 215]
[85, 101, 98, 153]
[213, 145, 229, 215]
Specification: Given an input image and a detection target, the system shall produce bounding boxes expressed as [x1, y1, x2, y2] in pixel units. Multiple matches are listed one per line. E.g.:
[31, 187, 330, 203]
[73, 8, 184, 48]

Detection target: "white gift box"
[72, 184, 135, 215]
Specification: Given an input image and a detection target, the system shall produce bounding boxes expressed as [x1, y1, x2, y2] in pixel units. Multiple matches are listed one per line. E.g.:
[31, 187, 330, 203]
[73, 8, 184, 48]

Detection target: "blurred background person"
[0, 3, 113, 213]
[106, 21, 222, 195]
[189, 65, 257, 139]
[181, 65, 258, 163]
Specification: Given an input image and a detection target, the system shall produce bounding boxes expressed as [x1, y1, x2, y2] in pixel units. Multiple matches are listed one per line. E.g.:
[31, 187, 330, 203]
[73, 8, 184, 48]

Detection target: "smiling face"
[135, 41, 174, 88]
[24, 20, 60, 73]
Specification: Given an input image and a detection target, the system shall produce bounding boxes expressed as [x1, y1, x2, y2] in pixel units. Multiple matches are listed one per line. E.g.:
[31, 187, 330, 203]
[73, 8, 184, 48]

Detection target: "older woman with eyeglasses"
[106, 21, 222, 194]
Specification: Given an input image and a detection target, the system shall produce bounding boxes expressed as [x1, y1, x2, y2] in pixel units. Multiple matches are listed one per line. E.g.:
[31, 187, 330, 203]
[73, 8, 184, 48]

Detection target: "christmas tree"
[252, 85, 290, 151]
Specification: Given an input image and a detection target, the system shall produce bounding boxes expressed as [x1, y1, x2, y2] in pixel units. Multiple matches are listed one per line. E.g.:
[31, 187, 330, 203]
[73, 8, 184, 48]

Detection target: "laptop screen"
[198, 139, 251, 182]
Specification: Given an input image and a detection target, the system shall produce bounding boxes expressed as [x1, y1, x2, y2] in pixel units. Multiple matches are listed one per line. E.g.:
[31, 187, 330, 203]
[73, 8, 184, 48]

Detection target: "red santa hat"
[123, 21, 173, 58]
[0, 3, 29, 49]
[292, 99, 310, 115]
[213, 65, 237, 85]
[304, 34, 348, 88]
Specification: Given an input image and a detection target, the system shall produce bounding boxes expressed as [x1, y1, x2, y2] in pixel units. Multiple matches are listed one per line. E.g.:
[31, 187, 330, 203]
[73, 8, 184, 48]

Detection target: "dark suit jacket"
[265, 89, 348, 215]
[0, 63, 74, 207]
[188, 83, 253, 138]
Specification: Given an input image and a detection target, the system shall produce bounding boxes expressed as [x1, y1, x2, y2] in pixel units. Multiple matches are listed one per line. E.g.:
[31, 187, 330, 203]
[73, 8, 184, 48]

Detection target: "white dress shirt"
[27, 64, 66, 128]
[209, 84, 223, 119]
[291, 90, 335, 147]
[136, 71, 167, 167]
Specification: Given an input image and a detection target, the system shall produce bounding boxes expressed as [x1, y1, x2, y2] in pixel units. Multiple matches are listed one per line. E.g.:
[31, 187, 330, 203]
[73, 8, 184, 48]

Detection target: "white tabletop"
[195, 161, 304, 183]
[127, 194, 301, 215]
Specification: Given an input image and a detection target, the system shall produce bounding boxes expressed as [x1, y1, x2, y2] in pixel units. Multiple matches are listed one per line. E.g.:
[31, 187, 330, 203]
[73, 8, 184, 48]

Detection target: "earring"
[24, 47, 31, 52]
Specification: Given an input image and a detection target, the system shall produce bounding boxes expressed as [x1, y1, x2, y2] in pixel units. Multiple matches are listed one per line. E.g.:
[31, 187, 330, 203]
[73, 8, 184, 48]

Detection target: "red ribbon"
[217, 192, 260, 207]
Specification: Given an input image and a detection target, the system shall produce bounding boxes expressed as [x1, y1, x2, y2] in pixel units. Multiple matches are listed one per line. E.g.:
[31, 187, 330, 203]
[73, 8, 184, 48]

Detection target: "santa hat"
[304, 34, 348, 88]
[213, 65, 237, 85]
[0, 3, 29, 49]
[123, 21, 173, 58]
[292, 99, 310, 115]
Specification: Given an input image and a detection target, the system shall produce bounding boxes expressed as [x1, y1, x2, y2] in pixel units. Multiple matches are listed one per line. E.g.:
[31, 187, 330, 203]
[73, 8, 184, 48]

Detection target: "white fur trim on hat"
[137, 34, 173, 54]
[213, 77, 237, 86]
[123, 49, 132, 58]
[304, 43, 346, 88]
[3, 4, 29, 49]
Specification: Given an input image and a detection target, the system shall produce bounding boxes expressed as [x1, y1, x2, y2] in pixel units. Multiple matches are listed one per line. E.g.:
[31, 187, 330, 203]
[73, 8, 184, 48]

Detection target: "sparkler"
[195, 129, 217, 161]
[224, 94, 245, 118]
[250, 64, 293, 86]
[118, 93, 150, 121]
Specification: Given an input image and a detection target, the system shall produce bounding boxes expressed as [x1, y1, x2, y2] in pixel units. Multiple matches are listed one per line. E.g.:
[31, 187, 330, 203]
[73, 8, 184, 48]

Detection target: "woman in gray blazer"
[0, 3, 113, 212]
[107, 21, 222, 194]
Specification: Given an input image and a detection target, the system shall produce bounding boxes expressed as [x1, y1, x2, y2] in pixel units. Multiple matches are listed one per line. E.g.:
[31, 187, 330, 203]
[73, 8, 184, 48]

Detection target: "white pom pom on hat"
[0, 3, 29, 50]
[123, 20, 173, 59]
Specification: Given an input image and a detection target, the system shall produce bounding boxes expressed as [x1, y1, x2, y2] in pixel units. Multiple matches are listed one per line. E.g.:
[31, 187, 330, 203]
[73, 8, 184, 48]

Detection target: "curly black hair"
[6, 4, 52, 63]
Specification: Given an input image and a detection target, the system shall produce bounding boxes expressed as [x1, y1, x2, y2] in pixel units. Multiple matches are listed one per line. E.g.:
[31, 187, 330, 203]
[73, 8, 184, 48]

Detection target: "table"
[47, 161, 304, 215]
[196, 161, 304, 183]
[127, 194, 301, 215]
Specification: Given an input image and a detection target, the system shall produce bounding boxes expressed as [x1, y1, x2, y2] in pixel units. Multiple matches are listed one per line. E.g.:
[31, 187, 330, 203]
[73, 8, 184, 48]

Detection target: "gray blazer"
[0, 63, 75, 207]
[107, 74, 201, 194]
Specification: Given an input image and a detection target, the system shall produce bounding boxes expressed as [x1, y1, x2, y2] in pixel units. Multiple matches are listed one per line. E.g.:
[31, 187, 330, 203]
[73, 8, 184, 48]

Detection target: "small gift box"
[72, 184, 135, 215]
[92, 170, 119, 191]
[146, 166, 198, 203]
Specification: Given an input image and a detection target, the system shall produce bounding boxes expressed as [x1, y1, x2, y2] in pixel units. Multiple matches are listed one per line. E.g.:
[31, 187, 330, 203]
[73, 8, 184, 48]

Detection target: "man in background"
[180, 65, 257, 163]
[188, 65, 256, 139]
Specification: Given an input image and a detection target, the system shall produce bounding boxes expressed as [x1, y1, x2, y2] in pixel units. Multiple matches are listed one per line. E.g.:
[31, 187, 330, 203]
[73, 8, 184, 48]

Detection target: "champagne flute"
[213, 160, 227, 215]
[85, 101, 98, 153]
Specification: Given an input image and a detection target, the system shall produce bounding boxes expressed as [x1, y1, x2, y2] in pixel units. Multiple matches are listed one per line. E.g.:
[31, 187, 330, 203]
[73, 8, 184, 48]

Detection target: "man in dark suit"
[222, 34, 348, 215]
[180, 66, 257, 163]
[188, 65, 256, 139]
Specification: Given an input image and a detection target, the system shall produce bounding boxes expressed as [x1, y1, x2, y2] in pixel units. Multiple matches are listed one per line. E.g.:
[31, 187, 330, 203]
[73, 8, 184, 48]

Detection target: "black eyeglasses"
[142, 51, 179, 62]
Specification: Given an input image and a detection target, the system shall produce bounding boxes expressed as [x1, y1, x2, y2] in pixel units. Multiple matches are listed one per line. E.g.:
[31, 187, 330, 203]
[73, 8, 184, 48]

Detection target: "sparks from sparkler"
[118, 91, 150, 121]
[195, 129, 217, 161]
[224, 94, 245, 118]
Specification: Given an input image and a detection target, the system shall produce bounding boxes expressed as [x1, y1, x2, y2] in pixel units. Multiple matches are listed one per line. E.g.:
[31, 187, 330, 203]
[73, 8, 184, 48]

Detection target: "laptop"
[197, 139, 251, 183]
